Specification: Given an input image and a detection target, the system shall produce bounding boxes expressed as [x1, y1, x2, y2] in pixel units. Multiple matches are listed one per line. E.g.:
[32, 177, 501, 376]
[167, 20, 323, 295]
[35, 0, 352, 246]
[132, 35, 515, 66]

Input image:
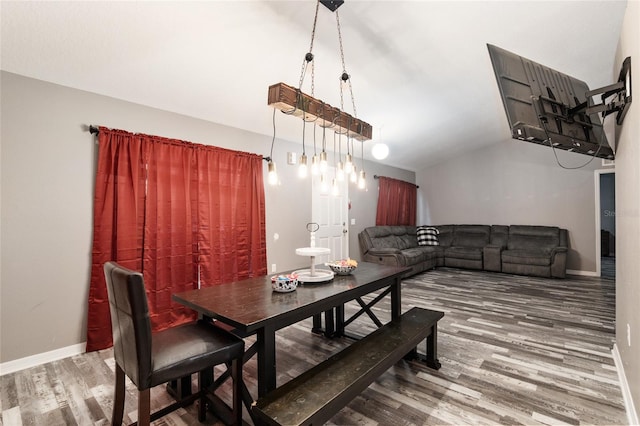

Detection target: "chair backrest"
[103, 261, 152, 388]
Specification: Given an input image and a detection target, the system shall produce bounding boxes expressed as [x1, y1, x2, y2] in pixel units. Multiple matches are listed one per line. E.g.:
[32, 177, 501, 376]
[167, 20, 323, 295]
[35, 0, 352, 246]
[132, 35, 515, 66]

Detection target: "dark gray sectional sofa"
[358, 224, 568, 278]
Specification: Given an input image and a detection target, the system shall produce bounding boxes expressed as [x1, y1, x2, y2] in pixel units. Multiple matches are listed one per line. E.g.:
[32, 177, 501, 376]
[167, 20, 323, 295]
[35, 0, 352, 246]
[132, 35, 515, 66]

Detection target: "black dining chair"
[103, 261, 244, 426]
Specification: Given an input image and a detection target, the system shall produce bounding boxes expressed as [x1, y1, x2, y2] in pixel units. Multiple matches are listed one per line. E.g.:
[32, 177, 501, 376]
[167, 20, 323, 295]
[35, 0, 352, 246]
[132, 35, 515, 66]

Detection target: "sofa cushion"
[507, 225, 559, 252]
[365, 226, 418, 250]
[371, 235, 399, 249]
[502, 249, 551, 266]
[399, 248, 428, 266]
[435, 225, 454, 247]
[490, 225, 509, 247]
[444, 247, 483, 261]
[452, 225, 491, 248]
[416, 246, 440, 259]
[417, 226, 439, 246]
[396, 234, 418, 250]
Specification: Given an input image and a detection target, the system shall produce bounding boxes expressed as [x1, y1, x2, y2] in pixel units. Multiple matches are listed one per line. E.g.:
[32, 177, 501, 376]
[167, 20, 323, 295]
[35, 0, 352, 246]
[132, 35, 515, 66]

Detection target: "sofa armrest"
[483, 244, 503, 272]
[363, 248, 403, 267]
[550, 249, 567, 278]
[552, 246, 568, 255]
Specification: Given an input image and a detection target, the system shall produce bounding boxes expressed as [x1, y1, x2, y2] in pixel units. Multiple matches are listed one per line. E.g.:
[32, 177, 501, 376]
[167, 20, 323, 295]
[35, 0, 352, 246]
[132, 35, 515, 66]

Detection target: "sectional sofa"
[358, 224, 568, 278]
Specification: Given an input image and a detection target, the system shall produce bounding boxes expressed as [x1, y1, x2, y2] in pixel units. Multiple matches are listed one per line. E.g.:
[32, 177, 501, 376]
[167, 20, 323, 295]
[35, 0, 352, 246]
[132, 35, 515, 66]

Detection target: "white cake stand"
[293, 247, 334, 283]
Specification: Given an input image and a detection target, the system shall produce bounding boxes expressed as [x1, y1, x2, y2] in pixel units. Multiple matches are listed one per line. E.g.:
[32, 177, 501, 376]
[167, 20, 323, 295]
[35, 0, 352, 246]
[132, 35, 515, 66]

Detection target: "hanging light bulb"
[298, 153, 308, 178]
[358, 170, 366, 189]
[331, 178, 339, 196]
[320, 174, 329, 194]
[311, 154, 319, 175]
[344, 153, 353, 174]
[268, 160, 278, 185]
[336, 161, 345, 181]
[320, 151, 328, 173]
[350, 164, 357, 183]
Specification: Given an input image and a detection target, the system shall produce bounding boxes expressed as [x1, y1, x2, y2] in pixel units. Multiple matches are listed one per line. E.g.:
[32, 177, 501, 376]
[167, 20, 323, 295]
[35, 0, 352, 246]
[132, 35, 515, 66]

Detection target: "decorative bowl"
[326, 259, 358, 275]
[271, 273, 299, 292]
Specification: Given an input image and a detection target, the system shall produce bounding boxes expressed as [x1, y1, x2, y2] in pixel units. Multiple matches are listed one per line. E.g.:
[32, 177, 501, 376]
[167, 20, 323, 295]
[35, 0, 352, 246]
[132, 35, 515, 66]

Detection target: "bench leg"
[312, 313, 323, 334]
[404, 347, 419, 361]
[426, 324, 441, 370]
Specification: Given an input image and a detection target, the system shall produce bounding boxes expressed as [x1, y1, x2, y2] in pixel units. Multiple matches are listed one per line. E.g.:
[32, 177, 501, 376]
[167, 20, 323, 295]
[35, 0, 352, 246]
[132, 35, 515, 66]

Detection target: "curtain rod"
[89, 124, 271, 162]
[373, 175, 419, 189]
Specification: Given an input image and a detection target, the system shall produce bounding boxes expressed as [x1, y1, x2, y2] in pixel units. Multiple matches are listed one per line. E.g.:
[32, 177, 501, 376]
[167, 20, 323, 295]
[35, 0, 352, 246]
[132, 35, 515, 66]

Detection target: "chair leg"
[232, 358, 242, 426]
[197, 370, 207, 422]
[137, 388, 151, 426]
[112, 364, 125, 426]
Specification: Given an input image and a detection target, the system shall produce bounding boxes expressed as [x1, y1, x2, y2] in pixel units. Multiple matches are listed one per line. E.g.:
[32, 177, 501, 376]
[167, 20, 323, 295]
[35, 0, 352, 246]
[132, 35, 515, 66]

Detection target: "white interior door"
[312, 168, 349, 263]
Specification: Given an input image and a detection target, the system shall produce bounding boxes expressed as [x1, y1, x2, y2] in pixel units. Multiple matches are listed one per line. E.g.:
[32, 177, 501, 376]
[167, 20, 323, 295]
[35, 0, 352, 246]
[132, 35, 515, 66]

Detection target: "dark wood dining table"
[172, 262, 410, 400]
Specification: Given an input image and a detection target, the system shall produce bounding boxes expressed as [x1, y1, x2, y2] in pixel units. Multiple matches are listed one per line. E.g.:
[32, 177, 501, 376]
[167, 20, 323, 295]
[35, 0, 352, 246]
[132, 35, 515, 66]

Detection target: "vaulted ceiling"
[0, 1, 627, 171]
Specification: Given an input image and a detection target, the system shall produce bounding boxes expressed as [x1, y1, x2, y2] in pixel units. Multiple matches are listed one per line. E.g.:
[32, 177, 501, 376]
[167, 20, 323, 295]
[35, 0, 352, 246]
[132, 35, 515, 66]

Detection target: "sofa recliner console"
[358, 224, 568, 278]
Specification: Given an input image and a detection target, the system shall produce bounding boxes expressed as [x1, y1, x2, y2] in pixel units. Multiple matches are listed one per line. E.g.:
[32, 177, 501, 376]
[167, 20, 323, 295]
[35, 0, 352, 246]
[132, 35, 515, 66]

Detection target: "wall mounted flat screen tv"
[488, 44, 615, 160]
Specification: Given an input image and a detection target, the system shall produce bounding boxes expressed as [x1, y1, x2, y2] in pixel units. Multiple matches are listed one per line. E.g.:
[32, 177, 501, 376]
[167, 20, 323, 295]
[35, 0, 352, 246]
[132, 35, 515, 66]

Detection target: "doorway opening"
[595, 169, 615, 279]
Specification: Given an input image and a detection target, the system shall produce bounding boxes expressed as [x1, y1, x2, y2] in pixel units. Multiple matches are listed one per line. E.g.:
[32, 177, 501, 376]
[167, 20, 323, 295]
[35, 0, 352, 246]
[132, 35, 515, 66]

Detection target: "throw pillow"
[417, 226, 439, 246]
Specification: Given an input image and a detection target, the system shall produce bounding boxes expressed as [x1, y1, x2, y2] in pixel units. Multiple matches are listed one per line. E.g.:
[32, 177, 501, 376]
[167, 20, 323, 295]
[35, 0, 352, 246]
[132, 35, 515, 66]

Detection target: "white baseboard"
[566, 269, 598, 277]
[0, 342, 86, 376]
[613, 343, 639, 425]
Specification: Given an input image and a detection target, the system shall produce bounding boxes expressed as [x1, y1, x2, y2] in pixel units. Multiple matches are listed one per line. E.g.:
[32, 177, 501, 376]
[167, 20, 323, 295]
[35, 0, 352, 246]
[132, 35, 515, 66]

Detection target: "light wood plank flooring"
[0, 268, 626, 425]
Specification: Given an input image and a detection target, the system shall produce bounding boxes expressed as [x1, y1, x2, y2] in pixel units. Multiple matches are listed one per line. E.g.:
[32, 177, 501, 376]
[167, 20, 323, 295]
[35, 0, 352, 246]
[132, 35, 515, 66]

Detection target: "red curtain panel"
[375, 176, 417, 226]
[86, 129, 147, 352]
[194, 144, 267, 287]
[86, 128, 266, 352]
[141, 136, 199, 331]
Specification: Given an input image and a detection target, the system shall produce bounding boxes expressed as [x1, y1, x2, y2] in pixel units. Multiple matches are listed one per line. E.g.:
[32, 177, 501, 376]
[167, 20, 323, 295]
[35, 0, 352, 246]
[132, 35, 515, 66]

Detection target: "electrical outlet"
[627, 323, 631, 347]
[271, 264, 277, 273]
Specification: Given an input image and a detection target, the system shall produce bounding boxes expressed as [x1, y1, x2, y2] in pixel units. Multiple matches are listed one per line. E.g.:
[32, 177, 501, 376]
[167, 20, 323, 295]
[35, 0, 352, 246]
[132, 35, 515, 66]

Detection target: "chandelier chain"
[336, 10, 358, 119]
[298, 1, 320, 91]
[311, 59, 315, 97]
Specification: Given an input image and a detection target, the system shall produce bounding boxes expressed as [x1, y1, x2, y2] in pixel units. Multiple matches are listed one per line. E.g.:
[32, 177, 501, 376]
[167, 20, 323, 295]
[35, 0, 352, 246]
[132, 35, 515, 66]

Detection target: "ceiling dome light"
[371, 143, 389, 160]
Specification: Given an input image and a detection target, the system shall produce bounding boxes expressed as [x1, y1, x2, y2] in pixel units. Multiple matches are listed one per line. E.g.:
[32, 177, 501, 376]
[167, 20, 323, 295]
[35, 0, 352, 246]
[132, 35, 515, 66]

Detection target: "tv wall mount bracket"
[569, 56, 632, 126]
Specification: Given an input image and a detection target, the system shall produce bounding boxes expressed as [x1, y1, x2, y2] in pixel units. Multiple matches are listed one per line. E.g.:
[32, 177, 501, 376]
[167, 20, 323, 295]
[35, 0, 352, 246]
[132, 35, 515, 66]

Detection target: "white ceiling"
[0, 1, 627, 171]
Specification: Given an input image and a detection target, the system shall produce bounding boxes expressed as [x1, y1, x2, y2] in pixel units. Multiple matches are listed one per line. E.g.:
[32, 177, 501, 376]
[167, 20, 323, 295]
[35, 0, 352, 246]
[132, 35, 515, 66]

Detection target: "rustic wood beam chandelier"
[268, 82, 372, 141]
[266, 0, 370, 190]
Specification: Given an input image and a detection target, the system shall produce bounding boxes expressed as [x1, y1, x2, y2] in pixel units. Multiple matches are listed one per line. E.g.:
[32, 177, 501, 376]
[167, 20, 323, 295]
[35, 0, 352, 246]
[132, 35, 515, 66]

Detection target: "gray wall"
[615, 0, 639, 419]
[415, 138, 603, 273]
[0, 72, 409, 363]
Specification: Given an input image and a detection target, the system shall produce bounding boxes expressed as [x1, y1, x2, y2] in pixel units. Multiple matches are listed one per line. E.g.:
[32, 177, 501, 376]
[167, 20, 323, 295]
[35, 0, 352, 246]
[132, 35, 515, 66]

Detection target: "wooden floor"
[601, 256, 616, 280]
[0, 268, 627, 425]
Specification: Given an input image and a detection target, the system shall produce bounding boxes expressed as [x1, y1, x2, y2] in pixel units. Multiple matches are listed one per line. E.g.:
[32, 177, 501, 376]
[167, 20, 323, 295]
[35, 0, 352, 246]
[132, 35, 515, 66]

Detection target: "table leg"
[324, 309, 335, 338]
[335, 304, 345, 337]
[391, 275, 402, 319]
[312, 309, 338, 337]
[257, 325, 277, 397]
[166, 375, 193, 400]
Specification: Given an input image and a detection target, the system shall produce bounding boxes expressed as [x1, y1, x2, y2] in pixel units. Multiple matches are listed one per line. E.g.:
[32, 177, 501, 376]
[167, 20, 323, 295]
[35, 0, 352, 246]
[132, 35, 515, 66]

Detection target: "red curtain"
[195, 145, 267, 286]
[87, 129, 147, 351]
[141, 136, 199, 330]
[375, 176, 417, 226]
[86, 128, 266, 352]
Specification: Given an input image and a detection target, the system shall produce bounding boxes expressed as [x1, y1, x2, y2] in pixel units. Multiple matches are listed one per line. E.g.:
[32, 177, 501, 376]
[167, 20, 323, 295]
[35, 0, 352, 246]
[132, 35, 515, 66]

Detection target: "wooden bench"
[251, 307, 444, 426]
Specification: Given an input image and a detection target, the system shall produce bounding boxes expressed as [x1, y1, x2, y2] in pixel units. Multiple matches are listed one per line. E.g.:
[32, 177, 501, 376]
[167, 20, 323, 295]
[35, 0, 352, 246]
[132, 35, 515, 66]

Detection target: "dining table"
[172, 262, 410, 401]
